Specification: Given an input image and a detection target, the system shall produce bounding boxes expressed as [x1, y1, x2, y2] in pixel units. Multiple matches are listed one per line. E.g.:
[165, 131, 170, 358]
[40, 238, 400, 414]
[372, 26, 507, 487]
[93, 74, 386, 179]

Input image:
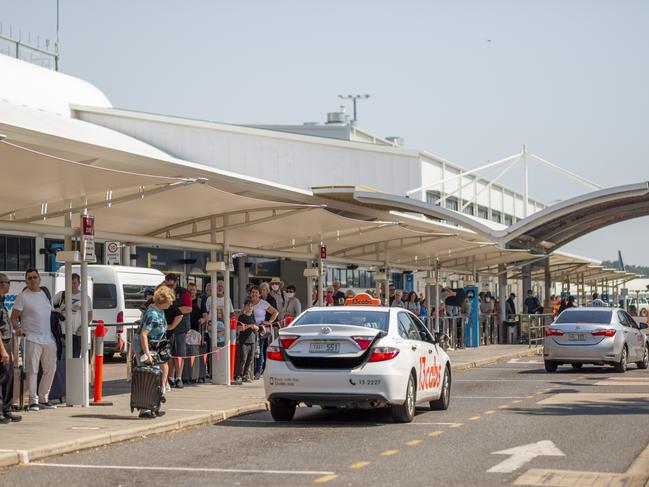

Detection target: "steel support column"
[544, 257, 552, 307]
[498, 264, 507, 326]
[222, 220, 231, 386]
[210, 216, 220, 385]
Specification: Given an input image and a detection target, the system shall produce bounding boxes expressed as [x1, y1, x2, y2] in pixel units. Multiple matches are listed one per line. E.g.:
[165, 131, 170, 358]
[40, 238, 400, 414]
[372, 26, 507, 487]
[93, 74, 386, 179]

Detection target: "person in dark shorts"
[163, 275, 192, 389]
[233, 299, 258, 384]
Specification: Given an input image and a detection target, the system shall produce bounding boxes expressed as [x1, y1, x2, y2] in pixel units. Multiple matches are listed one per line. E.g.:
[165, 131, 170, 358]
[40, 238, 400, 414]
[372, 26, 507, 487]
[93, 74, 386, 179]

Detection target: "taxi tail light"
[368, 346, 400, 362]
[116, 311, 124, 334]
[352, 336, 374, 350]
[592, 329, 616, 337]
[545, 328, 563, 337]
[280, 335, 299, 349]
[266, 346, 284, 361]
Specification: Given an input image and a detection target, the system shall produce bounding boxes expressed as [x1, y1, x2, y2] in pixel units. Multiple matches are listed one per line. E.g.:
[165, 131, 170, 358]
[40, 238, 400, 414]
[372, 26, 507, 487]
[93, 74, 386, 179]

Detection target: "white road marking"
[455, 379, 556, 382]
[538, 393, 649, 405]
[453, 396, 528, 399]
[476, 366, 542, 370]
[168, 408, 215, 412]
[507, 359, 543, 364]
[600, 377, 649, 381]
[487, 440, 565, 473]
[227, 419, 383, 425]
[228, 419, 465, 426]
[31, 463, 335, 476]
[410, 422, 461, 425]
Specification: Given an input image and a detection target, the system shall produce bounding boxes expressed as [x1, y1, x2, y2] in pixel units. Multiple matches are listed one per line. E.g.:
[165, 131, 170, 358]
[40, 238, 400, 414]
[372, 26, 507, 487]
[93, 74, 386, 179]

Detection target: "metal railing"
[515, 313, 554, 348]
[433, 314, 503, 349]
[479, 314, 499, 345]
[0, 33, 58, 70]
[437, 316, 465, 350]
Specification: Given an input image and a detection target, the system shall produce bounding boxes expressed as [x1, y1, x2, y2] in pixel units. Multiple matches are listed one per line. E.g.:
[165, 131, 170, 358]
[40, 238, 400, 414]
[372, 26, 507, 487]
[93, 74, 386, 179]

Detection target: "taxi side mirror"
[639, 322, 648, 330]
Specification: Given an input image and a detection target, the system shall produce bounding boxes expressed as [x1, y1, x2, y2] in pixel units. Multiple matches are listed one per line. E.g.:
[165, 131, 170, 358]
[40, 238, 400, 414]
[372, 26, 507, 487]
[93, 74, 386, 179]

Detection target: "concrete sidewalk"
[0, 344, 539, 469]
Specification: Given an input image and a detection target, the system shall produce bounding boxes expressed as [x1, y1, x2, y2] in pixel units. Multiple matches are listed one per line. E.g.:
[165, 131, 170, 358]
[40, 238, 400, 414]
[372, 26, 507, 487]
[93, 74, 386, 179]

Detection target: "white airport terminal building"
[0, 51, 644, 309]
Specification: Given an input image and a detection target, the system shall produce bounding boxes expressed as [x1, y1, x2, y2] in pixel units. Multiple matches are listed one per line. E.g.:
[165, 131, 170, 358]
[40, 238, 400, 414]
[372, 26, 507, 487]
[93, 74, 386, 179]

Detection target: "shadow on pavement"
[217, 408, 395, 428]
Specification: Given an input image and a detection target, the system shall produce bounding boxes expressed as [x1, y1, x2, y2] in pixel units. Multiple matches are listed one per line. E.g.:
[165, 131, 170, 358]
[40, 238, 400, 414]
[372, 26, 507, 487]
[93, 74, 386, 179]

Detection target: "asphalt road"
[2, 356, 648, 486]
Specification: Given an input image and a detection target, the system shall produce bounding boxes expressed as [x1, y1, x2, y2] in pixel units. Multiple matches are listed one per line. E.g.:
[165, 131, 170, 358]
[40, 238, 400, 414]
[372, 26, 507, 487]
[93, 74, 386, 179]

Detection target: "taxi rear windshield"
[555, 310, 612, 324]
[292, 310, 389, 331]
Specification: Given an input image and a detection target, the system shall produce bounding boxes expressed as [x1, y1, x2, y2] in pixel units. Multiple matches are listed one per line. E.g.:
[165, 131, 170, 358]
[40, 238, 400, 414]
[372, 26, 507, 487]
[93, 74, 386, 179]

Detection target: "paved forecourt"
[2, 348, 649, 486]
[0, 344, 536, 470]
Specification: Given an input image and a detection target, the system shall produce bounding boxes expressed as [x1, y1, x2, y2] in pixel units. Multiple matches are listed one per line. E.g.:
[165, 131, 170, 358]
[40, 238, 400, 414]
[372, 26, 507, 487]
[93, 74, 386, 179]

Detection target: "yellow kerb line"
[484, 410, 495, 414]
[349, 461, 371, 469]
[511, 400, 522, 404]
[429, 431, 444, 437]
[468, 416, 480, 421]
[449, 423, 464, 428]
[498, 404, 510, 409]
[405, 439, 422, 446]
[381, 450, 399, 456]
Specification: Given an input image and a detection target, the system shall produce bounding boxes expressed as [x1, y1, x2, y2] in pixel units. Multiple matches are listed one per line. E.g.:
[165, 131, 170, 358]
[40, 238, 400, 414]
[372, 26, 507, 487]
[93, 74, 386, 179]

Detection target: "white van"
[71, 265, 165, 357]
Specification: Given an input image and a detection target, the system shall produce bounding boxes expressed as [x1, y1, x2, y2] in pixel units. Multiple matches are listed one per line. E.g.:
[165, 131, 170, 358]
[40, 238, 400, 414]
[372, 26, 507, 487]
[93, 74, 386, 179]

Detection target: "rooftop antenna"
[55, 0, 60, 70]
[337, 94, 370, 124]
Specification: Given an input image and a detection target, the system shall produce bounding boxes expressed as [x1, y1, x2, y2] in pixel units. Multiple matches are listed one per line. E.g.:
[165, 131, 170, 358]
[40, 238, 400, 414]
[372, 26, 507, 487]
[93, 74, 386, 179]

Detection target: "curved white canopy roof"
[0, 53, 111, 117]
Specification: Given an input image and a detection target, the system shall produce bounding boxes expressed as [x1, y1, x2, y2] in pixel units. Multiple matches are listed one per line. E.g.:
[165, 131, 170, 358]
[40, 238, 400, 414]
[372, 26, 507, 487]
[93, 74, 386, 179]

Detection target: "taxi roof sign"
[344, 293, 381, 306]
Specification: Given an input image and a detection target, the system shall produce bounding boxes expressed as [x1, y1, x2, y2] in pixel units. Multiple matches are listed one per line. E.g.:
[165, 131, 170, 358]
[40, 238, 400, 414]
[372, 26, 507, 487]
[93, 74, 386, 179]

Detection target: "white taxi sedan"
[263, 294, 451, 423]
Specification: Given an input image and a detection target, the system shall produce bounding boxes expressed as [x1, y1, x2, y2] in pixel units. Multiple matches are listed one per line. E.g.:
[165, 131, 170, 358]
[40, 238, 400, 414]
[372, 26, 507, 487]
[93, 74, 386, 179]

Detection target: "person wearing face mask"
[284, 285, 302, 320]
[268, 278, 287, 322]
[479, 291, 494, 315]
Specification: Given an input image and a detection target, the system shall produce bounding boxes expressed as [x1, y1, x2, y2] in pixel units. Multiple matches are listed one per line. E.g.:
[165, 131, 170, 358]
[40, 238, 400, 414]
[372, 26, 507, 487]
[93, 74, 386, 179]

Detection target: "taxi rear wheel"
[430, 366, 451, 411]
[391, 373, 416, 423]
[270, 399, 297, 421]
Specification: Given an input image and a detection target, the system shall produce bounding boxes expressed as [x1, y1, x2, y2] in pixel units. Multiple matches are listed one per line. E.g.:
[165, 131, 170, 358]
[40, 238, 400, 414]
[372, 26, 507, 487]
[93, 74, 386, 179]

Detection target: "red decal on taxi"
[419, 355, 442, 391]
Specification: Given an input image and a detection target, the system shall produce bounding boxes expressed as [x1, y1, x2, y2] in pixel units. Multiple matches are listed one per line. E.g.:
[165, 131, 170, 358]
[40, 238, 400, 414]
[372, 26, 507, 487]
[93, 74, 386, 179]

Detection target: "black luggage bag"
[130, 365, 163, 413]
[47, 356, 66, 404]
[36, 351, 66, 405]
[182, 344, 207, 383]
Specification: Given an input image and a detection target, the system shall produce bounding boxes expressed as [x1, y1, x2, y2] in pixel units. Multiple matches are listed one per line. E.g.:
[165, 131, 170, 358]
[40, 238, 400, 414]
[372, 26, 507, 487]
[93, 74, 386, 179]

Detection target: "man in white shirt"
[588, 293, 606, 307]
[10, 268, 57, 411]
[205, 280, 235, 322]
[53, 273, 93, 358]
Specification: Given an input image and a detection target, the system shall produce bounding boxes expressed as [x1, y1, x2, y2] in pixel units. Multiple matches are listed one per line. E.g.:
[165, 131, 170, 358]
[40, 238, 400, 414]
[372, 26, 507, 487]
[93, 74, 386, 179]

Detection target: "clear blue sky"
[2, 0, 648, 265]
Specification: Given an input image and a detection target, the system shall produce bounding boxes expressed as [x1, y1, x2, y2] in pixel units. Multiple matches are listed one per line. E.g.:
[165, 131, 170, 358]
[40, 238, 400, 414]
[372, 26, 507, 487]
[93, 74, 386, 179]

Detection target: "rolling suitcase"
[182, 344, 207, 383]
[130, 365, 163, 414]
[42, 355, 66, 404]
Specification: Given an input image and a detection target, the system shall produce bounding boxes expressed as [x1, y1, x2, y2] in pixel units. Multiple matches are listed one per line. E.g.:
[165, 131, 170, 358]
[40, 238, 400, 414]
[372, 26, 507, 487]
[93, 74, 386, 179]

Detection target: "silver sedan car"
[544, 307, 649, 373]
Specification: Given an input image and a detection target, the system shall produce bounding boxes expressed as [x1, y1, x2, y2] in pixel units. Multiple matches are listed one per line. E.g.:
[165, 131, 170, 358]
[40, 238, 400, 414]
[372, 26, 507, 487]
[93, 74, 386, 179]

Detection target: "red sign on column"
[320, 245, 327, 259]
[81, 214, 97, 263]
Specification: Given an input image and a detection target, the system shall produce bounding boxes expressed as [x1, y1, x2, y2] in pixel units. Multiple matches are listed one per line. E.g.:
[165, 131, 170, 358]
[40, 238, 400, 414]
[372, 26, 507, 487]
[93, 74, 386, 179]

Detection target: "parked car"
[544, 307, 649, 373]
